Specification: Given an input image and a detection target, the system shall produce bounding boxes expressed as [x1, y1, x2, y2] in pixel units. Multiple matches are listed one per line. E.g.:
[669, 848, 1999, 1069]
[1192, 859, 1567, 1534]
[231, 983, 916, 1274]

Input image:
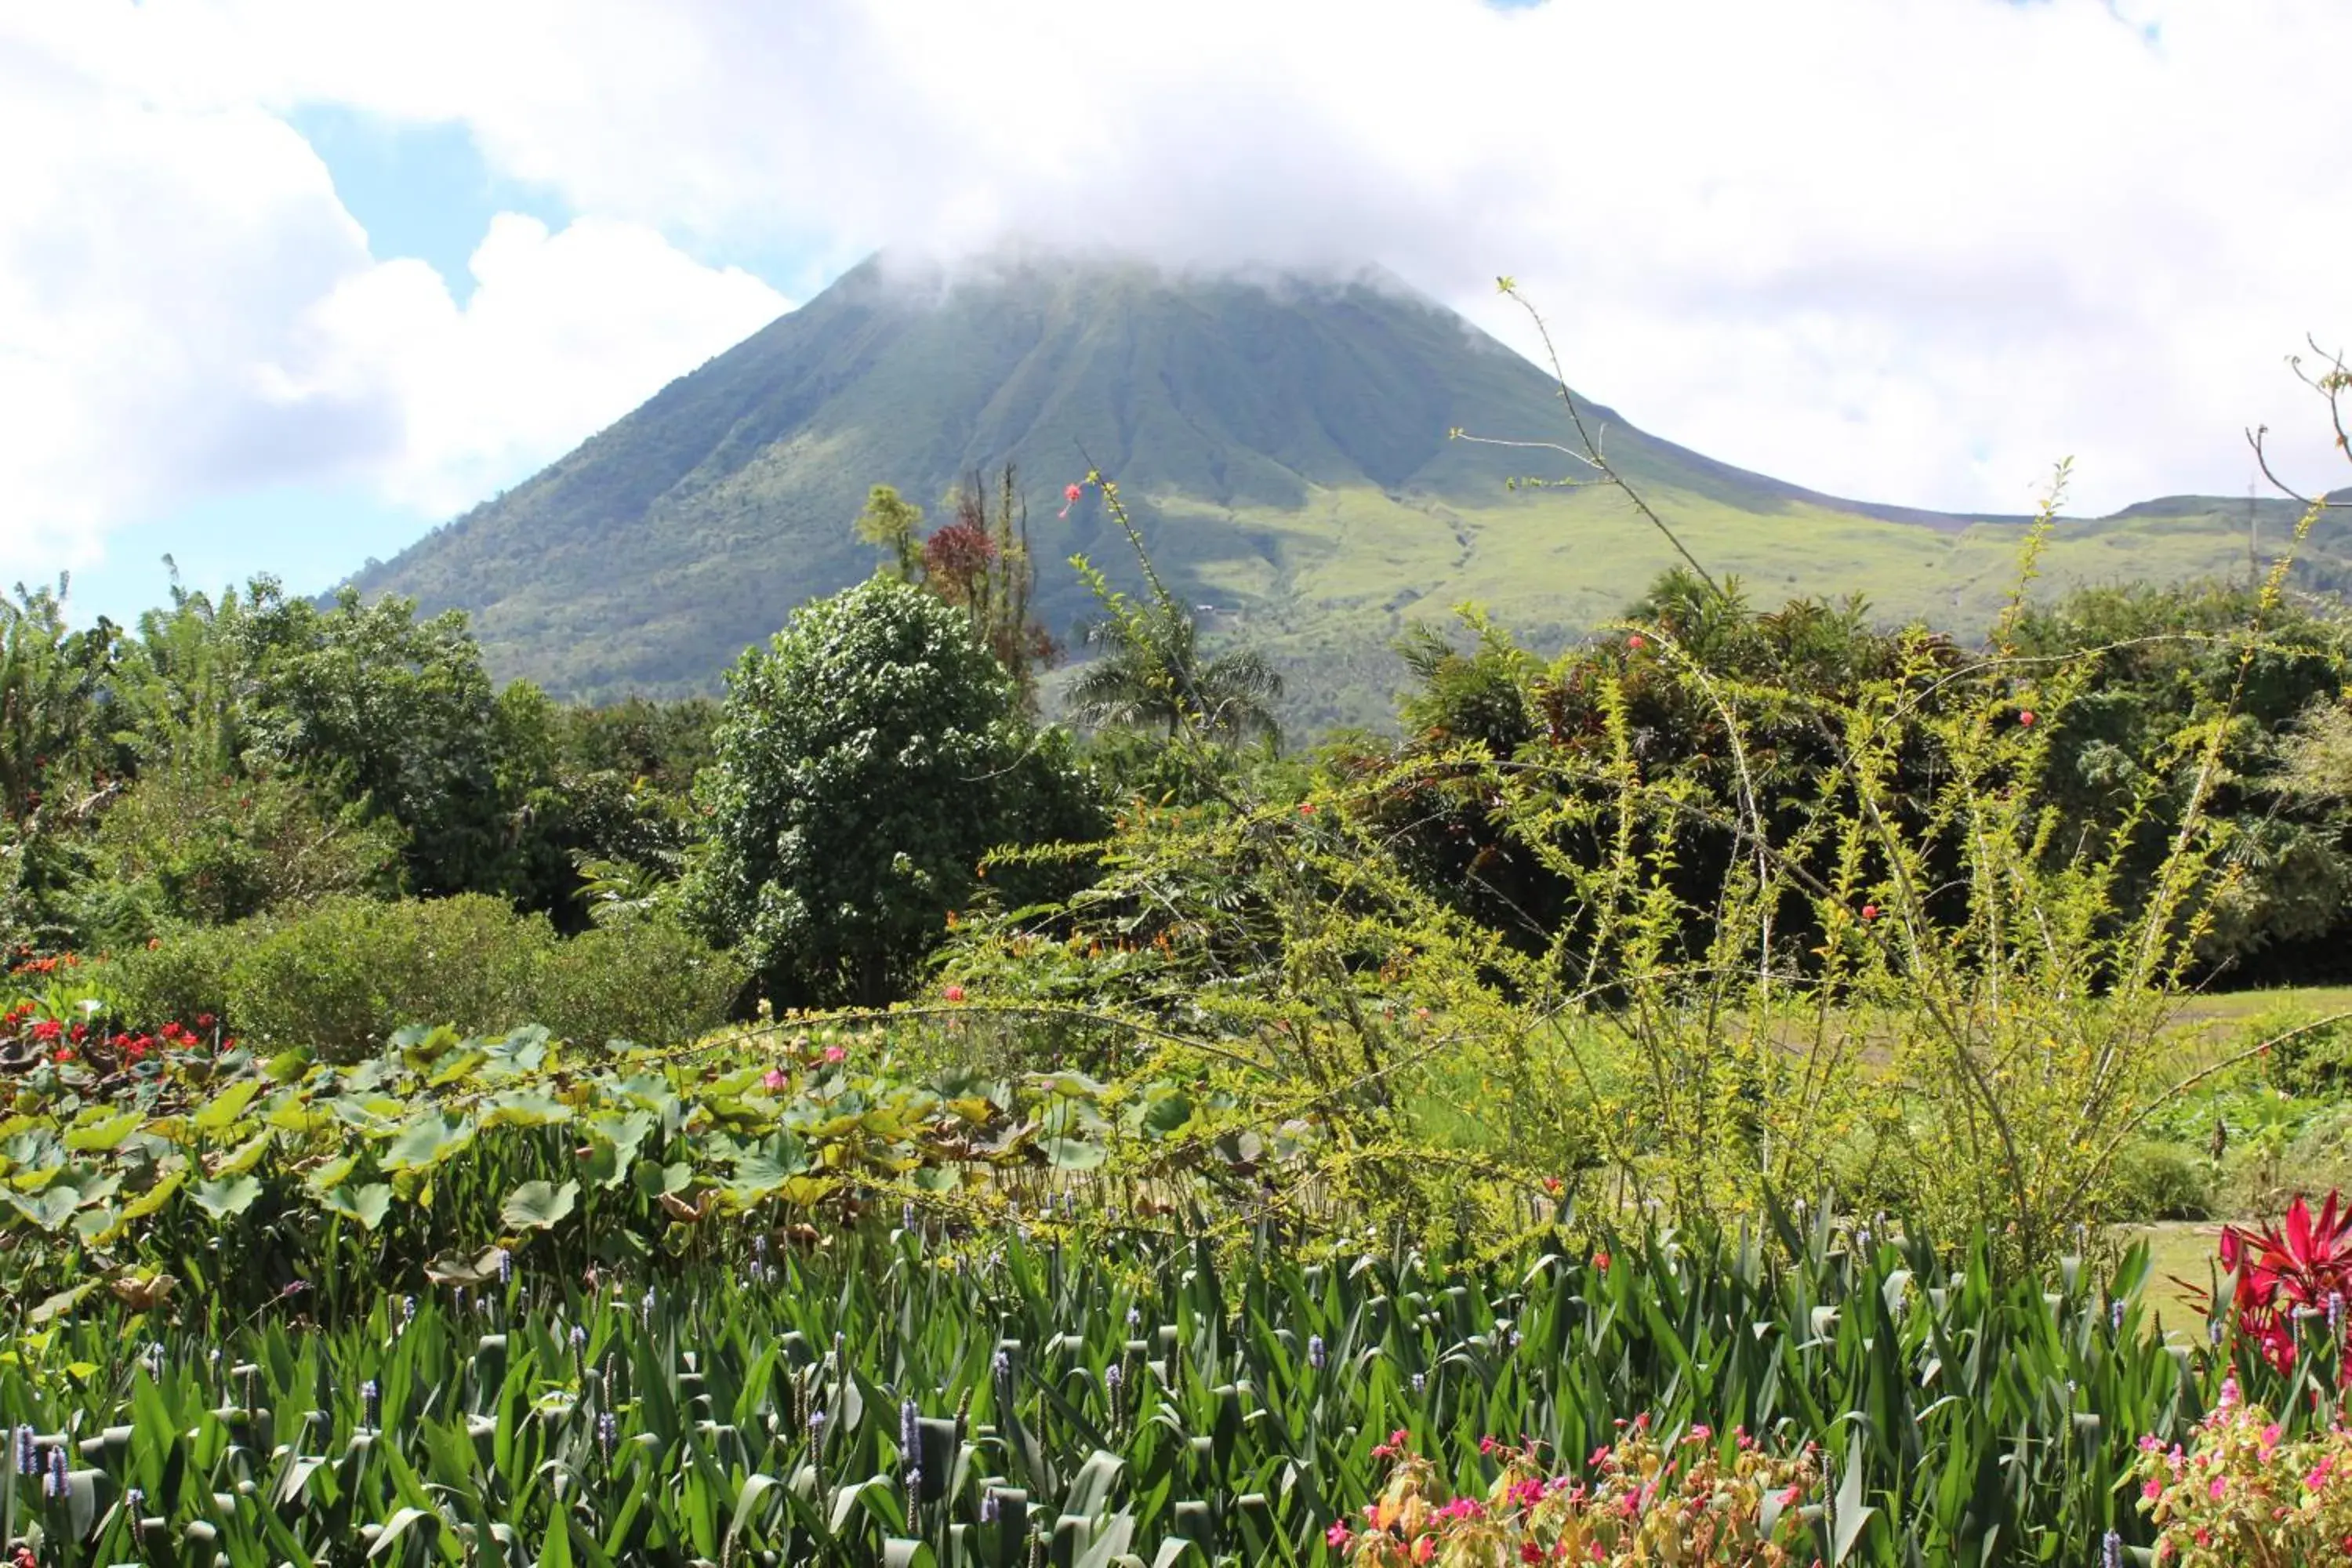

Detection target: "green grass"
[2128, 1219, 2227, 1335]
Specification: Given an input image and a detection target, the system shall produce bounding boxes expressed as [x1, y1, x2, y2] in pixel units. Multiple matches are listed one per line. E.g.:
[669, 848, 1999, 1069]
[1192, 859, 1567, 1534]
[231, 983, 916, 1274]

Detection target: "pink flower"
[822, 1044, 847, 1064]
[943, 983, 966, 1003]
[762, 1068, 788, 1091]
[2209, 1476, 2227, 1501]
[1326, 1521, 1352, 1549]
[2143, 1479, 2161, 1501]
[1777, 1485, 1802, 1508]
[1059, 481, 1083, 519]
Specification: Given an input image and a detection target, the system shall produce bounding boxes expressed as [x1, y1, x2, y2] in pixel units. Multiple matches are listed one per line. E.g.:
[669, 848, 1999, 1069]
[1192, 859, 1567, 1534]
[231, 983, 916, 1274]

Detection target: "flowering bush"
[2132, 1379, 2352, 1565]
[1335, 1421, 1820, 1566]
[2216, 1191, 2352, 1375]
[2, 989, 230, 1073]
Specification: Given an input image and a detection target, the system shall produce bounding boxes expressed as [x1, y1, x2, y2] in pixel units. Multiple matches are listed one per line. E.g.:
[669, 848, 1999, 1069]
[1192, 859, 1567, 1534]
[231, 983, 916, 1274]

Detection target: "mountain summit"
[347, 253, 2329, 721]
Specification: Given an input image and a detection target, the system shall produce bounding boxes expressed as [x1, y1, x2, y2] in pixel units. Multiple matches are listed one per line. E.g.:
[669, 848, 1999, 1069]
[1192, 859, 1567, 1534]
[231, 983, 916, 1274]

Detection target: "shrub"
[2263, 1008, 2352, 1098]
[113, 896, 746, 1058]
[2108, 1140, 2214, 1221]
[224, 895, 554, 1058]
[96, 920, 249, 1034]
[534, 915, 746, 1046]
[91, 764, 403, 927]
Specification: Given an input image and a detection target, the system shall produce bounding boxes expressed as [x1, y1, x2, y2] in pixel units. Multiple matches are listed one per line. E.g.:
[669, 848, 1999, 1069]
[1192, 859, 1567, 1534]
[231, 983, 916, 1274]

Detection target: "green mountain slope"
[347, 252, 2349, 728]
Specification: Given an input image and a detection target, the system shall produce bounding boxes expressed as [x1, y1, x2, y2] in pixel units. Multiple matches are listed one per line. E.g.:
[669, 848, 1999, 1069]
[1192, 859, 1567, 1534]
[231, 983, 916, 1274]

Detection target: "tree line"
[6, 468, 2349, 1040]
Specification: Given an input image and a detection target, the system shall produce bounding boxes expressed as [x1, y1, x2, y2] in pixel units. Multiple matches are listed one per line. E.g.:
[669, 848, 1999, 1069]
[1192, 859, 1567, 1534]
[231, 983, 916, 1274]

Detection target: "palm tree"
[1064, 597, 1283, 748]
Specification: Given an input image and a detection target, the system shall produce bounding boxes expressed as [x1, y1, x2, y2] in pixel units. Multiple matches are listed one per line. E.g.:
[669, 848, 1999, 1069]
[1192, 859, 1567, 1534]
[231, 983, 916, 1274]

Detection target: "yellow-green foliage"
[948, 452, 2339, 1266]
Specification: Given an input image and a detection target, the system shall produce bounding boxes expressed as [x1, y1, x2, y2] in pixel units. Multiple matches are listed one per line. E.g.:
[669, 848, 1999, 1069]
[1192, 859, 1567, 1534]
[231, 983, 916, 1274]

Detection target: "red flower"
[1627, 634, 1646, 651]
[1059, 481, 1083, 519]
[30, 1018, 62, 1042]
[1860, 903, 1878, 922]
[196, 1013, 216, 1029]
[943, 983, 966, 1003]
[2017, 709, 2037, 728]
[1592, 1250, 1611, 1272]
[2212, 1192, 2352, 1375]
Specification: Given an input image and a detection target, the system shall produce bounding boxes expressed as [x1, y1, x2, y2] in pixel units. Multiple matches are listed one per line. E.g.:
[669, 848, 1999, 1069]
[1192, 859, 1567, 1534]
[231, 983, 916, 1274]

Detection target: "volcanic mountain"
[344, 252, 2339, 728]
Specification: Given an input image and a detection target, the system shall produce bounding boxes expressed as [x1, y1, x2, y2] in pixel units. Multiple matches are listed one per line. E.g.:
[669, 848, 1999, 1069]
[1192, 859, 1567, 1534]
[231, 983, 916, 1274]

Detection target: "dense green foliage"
[686, 577, 1100, 1007]
[0, 1212, 2300, 1566]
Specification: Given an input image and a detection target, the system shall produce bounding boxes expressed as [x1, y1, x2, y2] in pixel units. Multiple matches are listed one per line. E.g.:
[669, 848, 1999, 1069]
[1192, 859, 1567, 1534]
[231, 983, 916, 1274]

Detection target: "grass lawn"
[2125, 1219, 2227, 1338]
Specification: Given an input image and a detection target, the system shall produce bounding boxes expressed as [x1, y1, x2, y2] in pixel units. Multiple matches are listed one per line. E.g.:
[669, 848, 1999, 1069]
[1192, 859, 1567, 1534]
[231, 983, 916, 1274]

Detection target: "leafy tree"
[1061, 477, 1283, 748]
[1065, 603, 1284, 746]
[688, 576, 1087, 1006]
[855, 466, 1059, 707]
[226, 581, 514, 898]
[0, 581, 120, 823]
[854, 484, 924, 581]
[492, 682, 711, 931]
[88, 764, 403, 933]
[2010, 581, 2352, 972]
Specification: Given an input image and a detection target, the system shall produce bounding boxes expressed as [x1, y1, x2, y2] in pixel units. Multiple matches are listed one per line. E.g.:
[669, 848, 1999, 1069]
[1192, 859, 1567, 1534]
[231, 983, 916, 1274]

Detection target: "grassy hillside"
[345, 251, 2350, 729]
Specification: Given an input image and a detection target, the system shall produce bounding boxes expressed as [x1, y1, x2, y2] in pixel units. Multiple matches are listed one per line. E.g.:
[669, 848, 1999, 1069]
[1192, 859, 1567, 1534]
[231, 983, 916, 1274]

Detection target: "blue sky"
[69, 117, 526, 620]
[4, 0, 2345, 632]
[53, 110, 800, 626]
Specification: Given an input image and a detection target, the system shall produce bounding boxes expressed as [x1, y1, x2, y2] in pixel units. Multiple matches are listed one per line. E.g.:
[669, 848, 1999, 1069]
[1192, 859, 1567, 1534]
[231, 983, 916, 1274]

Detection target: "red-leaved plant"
[2213, 1192, 2352, 1376]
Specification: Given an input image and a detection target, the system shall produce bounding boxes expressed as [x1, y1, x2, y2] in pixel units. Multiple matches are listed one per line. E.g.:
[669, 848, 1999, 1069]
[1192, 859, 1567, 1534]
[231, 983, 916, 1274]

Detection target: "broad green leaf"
[500, 1178, 579, 1231]
[191, 1079, 262, 1134]
[63, 1110, 143, 1152]
[480, 1091, 573, 1130]
[188, 1174, 263, 1220]
[384, 1112, 476, 1171]
[213, 1127, 276, 1175]
[322, 1182, 394, 1231]
[1045, 1137, 1107, 1171]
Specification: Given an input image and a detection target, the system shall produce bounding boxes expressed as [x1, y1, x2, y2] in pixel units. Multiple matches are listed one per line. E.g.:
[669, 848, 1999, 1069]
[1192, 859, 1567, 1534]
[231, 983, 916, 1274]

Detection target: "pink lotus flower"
[762, 1068, 788, 1091]
[822, 1044, 847, 1064]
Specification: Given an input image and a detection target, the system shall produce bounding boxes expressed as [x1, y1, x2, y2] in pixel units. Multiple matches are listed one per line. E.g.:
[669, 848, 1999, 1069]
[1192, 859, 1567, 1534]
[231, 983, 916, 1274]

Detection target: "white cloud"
[2, 0, 2347, 582]
[0, 13, 787, 580]
[301, 215, 787, 516]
